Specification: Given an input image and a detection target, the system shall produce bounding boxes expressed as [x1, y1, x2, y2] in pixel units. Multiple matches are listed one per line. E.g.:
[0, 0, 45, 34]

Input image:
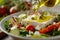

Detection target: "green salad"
[4, 11, 60, 38]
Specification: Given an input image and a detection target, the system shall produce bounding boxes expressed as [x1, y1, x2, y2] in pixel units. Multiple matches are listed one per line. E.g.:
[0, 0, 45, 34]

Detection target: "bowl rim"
[0, 11, 60, 40]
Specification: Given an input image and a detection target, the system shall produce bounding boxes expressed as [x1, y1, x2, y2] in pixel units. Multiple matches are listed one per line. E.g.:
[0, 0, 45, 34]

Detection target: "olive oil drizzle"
[34, 0, 49, 12]
[33, 0, 60, 12]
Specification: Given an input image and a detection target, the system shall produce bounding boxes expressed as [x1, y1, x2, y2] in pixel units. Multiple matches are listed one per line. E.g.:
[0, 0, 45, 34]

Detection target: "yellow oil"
[36, 16, 53, 22]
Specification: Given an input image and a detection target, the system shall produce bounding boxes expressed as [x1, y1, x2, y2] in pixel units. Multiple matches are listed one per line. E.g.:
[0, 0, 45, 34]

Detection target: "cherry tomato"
[26, 25, 35, 32]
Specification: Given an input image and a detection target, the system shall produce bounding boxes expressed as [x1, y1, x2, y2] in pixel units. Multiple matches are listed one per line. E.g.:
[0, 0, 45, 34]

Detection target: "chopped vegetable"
[39, 25, 56, 34]
[10, 29, 19, 36]
[26, 25, 35, 32]
[19, 30, 29, 36]
[32, 34, 48, 38]
[39, 22, 60, 34]
[4, 21, 9, 30]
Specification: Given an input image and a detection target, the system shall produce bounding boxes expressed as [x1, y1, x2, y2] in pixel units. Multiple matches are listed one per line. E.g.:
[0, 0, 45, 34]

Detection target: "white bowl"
[0, 10, 60, 40]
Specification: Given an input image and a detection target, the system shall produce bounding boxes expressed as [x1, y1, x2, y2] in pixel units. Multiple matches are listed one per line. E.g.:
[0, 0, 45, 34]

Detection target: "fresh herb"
[4, 20, 12, 32]
[4, 21, 9, 31]
[47, 29, 60, 36]
[52, 30, 60, 36]
[19, 30, 29, 36]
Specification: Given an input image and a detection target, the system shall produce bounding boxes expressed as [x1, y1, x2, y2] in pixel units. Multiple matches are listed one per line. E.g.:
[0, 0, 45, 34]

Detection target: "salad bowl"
[0, 9, 60, 40]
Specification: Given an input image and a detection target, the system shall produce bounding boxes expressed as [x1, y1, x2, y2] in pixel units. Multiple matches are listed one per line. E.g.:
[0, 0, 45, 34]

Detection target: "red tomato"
[26, 25, 35, 32]
[0, 6, 8, 17]
[39, 25, 56, 34]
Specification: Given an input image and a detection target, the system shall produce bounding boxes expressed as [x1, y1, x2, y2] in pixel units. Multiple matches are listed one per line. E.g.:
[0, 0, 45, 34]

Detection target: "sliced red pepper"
[56, 22, 60, 28]
[39, 22, 60, 34]
[39, 25, 56, 34]
[26, 25, 35, 32]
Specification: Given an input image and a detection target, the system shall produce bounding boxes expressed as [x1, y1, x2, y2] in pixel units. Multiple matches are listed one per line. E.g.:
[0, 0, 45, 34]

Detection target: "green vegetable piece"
[32, 34, 48, 38]
[4, 21, 9, 30]
[7, 18, 13, 24]
[53, 30, 60, 36]
[32, 35, 41, 38]
[19, 30, 29, 36]
[10, 29, 19, 36]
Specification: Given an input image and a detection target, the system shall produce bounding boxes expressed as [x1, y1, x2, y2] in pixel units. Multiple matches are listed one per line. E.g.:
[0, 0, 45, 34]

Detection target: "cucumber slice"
[10, 29, 19, 36]
[32, 34, 48, 38]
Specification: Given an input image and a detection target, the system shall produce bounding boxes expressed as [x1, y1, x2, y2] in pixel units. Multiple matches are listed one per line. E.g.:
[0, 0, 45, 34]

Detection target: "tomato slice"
[26, 25, 35, 32]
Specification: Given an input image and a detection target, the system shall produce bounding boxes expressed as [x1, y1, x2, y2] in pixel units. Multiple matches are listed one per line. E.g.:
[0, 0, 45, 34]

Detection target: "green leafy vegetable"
[47, 29, 60, 36]
[52, 30, 60, 36]
[4, 21, 9, 30]
[19, 30, 29, 36]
